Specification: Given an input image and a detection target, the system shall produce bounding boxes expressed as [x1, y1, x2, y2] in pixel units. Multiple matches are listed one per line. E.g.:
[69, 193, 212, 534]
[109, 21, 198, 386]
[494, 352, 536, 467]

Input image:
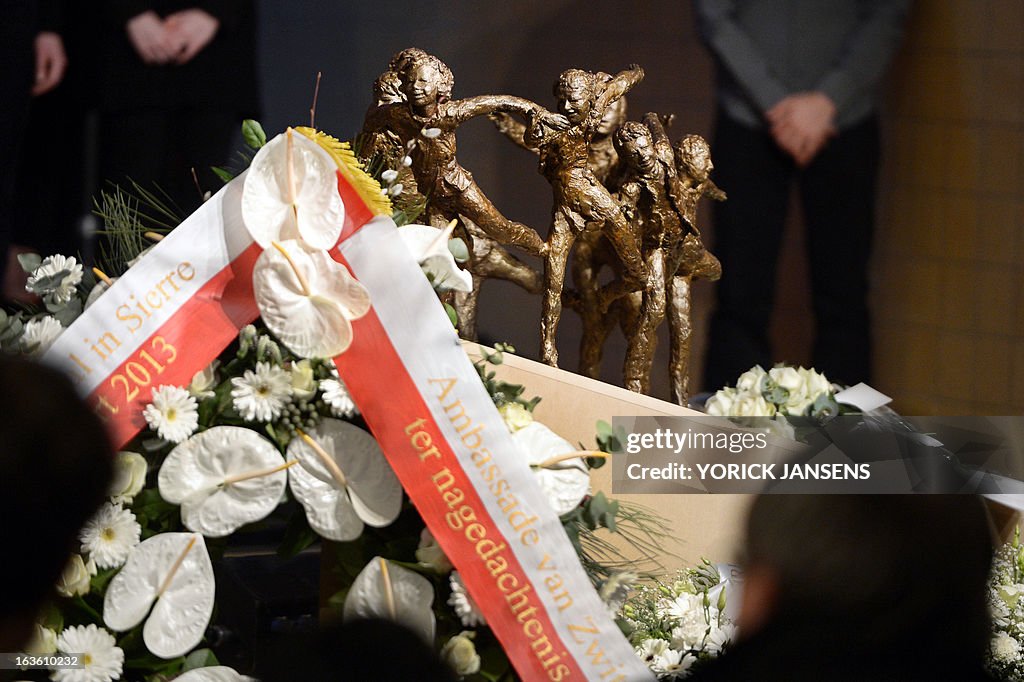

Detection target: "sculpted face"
[596, 96, 627, 136]
[402, 62, 442, 110]
[556, 76, 593, 124]
[623, 132, 657, 175]
[675, 136, 713, 183]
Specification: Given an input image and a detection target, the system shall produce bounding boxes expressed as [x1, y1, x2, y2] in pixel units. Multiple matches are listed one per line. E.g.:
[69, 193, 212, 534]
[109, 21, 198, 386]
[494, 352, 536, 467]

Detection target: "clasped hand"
[766, 92, 837, 168]
[126, 9, 220, 66]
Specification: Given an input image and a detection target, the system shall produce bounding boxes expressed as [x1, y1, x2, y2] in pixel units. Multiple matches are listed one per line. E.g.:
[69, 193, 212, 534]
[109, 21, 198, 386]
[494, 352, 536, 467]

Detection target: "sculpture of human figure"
[520, 65, 646, 366]
[666, 133, 724, 403]
[362, 50, 560, 257]
[489, 73, 629, 188]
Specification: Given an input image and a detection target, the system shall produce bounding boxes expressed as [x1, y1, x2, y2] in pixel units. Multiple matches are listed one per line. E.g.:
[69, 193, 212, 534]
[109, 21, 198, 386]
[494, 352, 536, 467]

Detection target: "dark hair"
[0, 357, 114, 625]
[745, 495, 993, 657]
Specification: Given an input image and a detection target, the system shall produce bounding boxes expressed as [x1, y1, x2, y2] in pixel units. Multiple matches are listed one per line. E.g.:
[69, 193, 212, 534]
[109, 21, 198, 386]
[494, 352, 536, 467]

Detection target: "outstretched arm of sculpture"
[596, 64, 645, 117]
[642, 112, 676, 177]
[449, 94, 566, 129]
[489, 112, 536, 152]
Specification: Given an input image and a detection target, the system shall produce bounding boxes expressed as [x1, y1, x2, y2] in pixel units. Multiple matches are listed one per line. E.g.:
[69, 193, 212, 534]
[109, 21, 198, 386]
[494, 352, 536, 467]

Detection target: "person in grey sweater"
[697, 0, 911, 391]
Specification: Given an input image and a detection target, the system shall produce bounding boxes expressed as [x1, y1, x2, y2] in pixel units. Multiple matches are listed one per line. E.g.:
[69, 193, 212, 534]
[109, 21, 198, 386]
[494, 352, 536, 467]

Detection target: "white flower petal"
[103, 532, 215, 659]
[343, 556, 435, 643]
[173, 667, 257, 682]
[513, 422, 589, 516]
[158, 426, 287, 537]
[241, 131, 345, 250]
[253, 240, 371, 358]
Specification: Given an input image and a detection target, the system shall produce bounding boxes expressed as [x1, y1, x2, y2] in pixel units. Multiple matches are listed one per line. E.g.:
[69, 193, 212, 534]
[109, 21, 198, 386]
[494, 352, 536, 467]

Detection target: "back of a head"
[0, 357, 114, 646]
[745, 494, 993, 659]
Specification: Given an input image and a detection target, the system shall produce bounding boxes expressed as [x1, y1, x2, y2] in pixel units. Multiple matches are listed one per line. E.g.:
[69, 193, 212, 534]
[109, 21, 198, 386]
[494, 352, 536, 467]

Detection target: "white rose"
[189, 360, 220, 400]
[56, 554, 93, 598]
[498, 402, 533, 432]
[798, 367, 832, 402]
[25, 624, 57, 655]
[290, 360, 317, 400]
[731, 392, 776, 417]
[441, 631, 481, 677]
[770, 366, 814, 415]
[735, 365, 767, 394]
[705, 388, 737, 416]
[415, 528, 453, 573]
[109, 451, 147, 504]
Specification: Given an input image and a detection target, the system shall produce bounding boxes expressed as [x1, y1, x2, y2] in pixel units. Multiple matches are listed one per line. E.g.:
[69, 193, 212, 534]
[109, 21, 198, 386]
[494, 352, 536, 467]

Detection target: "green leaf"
[242, 119, 267, 149]
[278, 508, 318, 558]
[52, 298, 83, 327]
[211, 166, 235, 184]
[17, 252, 41, 273]
[443, 302, 458, 327]
[182, 648, 219, 671]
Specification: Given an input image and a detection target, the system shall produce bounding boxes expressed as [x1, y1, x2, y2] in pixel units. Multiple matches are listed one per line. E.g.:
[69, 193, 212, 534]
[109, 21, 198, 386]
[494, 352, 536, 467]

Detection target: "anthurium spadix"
[241, 128, 344, 250]
[253, 240, 371, 359]
[103, 532, 215, 659]
[158, 426, 295, 537]
[287, 418, 402, 541]
[513, 421, 592, 516]
[397, 222, 473, 293]
[343, 556, 436, 643]
[173, 666, 256, 682]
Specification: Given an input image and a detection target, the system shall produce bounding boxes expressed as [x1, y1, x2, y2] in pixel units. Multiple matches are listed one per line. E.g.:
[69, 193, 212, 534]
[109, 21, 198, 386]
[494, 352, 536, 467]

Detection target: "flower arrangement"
[988, 529, 1024, 680]
[620, 562, 738, 679]
[705, 364, 838, 420]
[7, 121, 671, 681]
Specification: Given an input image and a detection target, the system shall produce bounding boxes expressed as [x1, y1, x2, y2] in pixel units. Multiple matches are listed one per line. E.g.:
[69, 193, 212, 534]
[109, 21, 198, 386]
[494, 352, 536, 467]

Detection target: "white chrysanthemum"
[705, 622, 737, 655]
[448, 572, 486, 627]
[320, 369, 358, 417]
[231, 361, 292, 422]
[993, 632, 1021, 663]
[143, 385, 199, 444]
[52, 624, 123, 682]
[637, 638, 669, 665]
[20, 316, 63, 355]
[654, 648, 696, 679]
[79, 502, 141, 569]
[26, 254, 83, 303]
[667, 593, 718, 650]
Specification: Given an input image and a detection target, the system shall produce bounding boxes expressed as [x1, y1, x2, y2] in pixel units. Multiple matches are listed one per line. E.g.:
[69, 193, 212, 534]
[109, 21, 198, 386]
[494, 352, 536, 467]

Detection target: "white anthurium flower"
[286, 418, 402, 541]
[158, 426, 294, 538]
[343, 556, 436, 643]
[397, 222, 472, 293]
[241, 129, 344, 250]
[172, 666, 257, 682]
[103, 532, 215, 660]
[252, 240, 371, 359]
[512, 421, 590, 516]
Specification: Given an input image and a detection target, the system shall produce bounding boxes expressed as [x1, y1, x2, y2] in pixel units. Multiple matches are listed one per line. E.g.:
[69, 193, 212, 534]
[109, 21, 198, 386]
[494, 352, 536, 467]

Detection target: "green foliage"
[242, 119, 267, 149]
[473, 343, 541, 412]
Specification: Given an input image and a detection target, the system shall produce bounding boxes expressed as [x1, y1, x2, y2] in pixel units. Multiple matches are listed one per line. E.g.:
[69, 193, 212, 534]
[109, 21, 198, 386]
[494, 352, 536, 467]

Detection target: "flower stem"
[536, 451, 606, 469]
[380, 557, 397, 620]
[271, 241, 313, 297]
[157, 535, 197, 597]
[223, 459, 297, 485]
[295, 428, 348, 488]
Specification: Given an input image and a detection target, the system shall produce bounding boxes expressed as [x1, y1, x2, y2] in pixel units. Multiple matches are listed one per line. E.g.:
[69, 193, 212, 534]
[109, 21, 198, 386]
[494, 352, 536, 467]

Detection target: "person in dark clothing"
[1, 0, 66, 295]
[97, 1, 259, 218]
[697, 1, 911, 390]
[689, 495, 996, 681]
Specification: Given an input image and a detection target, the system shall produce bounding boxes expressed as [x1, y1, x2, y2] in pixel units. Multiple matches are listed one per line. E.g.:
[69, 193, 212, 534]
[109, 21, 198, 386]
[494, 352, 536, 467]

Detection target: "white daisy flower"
[637, 638, 669, 664]
[448, 572, 486, 627]
[52, 624, 124, 682]
[143, 385, 199, 444]
[320, 369, 358, 417]
[231, 361, 292, 422]
[80, 502, 141, 569]
[20, 316, 63, 356]
[654, 648, 696, 679]
[26, 254, 83, 303]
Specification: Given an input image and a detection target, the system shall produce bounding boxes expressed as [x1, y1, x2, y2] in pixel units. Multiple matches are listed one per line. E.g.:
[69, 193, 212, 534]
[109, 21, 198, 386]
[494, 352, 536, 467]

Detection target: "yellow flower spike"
[295, 126, 393, 217]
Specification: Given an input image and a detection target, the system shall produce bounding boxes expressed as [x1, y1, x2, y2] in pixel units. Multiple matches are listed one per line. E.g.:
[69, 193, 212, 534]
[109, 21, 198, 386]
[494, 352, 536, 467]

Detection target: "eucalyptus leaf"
[17, 252, 41, 273]
[242, 119, 267, 149]
[211, 166, 235, 184]
[447, 237, 469, 263]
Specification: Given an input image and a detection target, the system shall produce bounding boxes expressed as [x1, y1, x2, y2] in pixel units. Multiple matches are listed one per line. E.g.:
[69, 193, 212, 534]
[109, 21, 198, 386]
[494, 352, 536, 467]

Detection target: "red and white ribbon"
[44, 161, 652, 681]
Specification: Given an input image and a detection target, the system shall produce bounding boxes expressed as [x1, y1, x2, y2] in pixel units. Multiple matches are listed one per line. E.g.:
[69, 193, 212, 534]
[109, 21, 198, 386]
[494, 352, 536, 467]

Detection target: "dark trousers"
[99, 106, 238, 218]
[704, 111, 880, 390]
